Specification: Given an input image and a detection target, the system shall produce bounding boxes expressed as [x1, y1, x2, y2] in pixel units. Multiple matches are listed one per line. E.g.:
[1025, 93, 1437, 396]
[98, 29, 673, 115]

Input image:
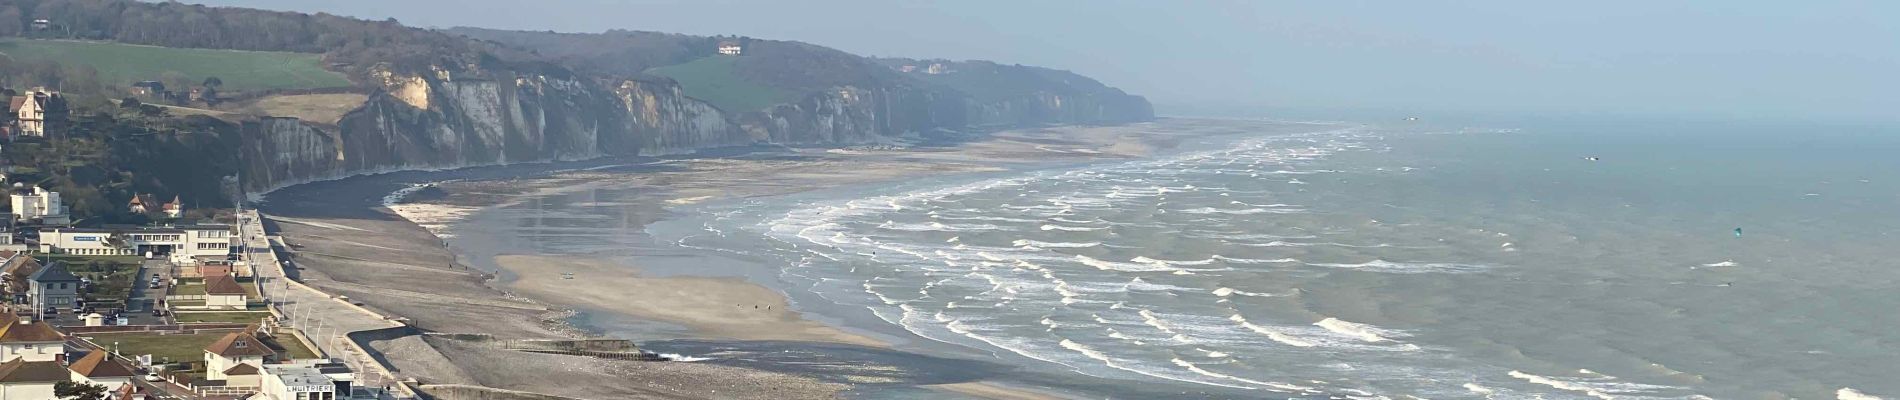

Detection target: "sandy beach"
[261, 119, 1325, 399]
[497, 254, 885, 347]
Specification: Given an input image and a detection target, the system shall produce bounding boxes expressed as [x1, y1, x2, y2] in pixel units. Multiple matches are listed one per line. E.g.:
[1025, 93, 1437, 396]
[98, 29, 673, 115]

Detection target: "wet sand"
[498, 254, 886, 347]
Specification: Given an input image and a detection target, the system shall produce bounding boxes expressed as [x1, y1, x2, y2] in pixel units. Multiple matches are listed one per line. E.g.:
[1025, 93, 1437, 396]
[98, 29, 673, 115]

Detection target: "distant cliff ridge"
[240, 62, 1150, 194]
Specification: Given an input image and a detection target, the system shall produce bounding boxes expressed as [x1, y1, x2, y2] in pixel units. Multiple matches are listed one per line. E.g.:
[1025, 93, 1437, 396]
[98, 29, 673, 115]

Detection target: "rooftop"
[28, 261, 78, 283]
[205, 274, 246, 296]
[205, 331, 275, 358]
[262, 363, 335, 389]
[69, 350, 137, 378]
[0, 359, 68, 383]
[0, 313, 65, 343]
[223, 363, 259, 376]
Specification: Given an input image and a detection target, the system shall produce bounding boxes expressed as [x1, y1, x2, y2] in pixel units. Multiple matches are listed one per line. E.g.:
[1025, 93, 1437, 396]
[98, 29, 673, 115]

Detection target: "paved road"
[48, 259, 172, 328]
[241, 211, 412, 399]
[122, 259, 173, 325]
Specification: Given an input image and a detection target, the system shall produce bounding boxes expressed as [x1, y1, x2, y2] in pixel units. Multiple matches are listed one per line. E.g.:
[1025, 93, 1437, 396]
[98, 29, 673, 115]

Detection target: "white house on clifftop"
[717, 40, 743, 55]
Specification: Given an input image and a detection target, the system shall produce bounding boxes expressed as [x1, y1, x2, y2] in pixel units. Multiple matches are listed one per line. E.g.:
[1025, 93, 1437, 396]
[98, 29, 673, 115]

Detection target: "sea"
[461, 117, 1900, 399]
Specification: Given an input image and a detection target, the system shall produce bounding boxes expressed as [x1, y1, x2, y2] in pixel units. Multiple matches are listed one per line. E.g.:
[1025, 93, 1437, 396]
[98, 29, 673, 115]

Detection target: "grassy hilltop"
[644, 55, 796, 113]
[0, 38, 350, 91]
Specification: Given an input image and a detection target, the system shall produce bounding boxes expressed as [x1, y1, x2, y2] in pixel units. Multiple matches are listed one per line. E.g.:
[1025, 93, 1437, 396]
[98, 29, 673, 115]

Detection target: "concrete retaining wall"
[418, 384, 587, 400]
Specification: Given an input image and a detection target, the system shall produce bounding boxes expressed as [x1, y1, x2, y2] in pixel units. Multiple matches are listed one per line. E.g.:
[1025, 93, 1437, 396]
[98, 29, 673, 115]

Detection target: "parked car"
[143, 372, 163, 382]
[151, 308, 164, 317]
[42, 307, 56, 315]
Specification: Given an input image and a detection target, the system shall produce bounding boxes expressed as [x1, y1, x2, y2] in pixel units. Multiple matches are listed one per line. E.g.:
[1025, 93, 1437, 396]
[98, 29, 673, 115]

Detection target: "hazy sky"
[199, 0, 1898, 123]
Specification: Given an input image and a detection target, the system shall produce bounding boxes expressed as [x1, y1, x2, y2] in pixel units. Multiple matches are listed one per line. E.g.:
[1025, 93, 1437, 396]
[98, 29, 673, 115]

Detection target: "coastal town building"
[204, 273, 248, 309]
[40, 224, 234, 264]
[204, 330, 273, 381]
[0, 315, 139, 396]
[8, 185, 69, 225]
[0, 218, 20, 252]
[67, 350, 137, 391]
[26, 261, 78, 310]
[129, 194, 185, 218]
[0, 357, 69, 398]
[0, 313, 63, 362]
[259, 360, 355, 400]
[128, 193, 157, 214]
[926, 63, 949, 74]
[163, 195, 184, 218]
[8, 88, 62, 137]
[0, 252, 41, 300]
[717, 40, 743, 55]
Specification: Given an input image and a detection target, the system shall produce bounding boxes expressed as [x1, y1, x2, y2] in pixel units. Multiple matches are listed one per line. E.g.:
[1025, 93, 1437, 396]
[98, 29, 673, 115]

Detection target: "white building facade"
[260, 361, 355, 400]
[40, 225, 233, 263]
[8, 186, 67, 225]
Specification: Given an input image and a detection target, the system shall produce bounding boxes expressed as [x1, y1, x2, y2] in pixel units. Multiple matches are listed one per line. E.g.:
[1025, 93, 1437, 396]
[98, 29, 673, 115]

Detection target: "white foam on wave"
[1226, 314, 1316, 347]
[1180, 206, 1303, 215]
[1123, 277, 1195, 292]
[1042, 224, 1108, 232]
[658, 353, 713, 362]
[1841, 388, 1885, 400]
[1307, 259, 1489, 274]
[1131, 256, 1219, 268]
[1213, 255, 1300, 264]
[1077, 255, 1183, 272]
[879, 221, 1002, 232]
[1197, 348, 1231, 358]
[932, 214, 1041, 223]
[1701, 260, 1739, 267]
[1048, 216, 1104, 224]
[1212, 287, 1279, 298]
[1505, 370, 1687, 400]
[1012, 239, 1102, 248]
[1507, 371, 1614, 400]
[1137, 309, 1182, 337]
[1313, 318, 1405, 343]
[1171, 357, 1289, 389]
[1464, 383, 1497, 396]
[1058, 339, 1254, 390]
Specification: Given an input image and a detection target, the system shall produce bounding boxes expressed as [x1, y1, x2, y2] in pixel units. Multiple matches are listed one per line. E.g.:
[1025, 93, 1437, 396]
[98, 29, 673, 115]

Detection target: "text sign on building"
[289, 385, 335, 393]
[74, 236, 98, 242]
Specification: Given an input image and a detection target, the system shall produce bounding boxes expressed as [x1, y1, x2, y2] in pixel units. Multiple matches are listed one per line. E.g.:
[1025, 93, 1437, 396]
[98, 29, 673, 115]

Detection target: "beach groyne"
[418, 385, 588, 400]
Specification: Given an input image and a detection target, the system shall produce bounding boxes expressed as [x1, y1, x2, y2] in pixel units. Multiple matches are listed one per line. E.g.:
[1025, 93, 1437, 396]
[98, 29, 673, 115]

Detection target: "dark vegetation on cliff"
[1, 107, 238, 222]
[0, 0, 504, 78]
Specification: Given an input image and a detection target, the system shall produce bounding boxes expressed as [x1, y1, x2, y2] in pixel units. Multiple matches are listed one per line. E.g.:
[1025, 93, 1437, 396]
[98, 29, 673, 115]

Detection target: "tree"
[201, 76, 222, 89]
[119, 97, 141, 108]
[55, 381, 108, 400]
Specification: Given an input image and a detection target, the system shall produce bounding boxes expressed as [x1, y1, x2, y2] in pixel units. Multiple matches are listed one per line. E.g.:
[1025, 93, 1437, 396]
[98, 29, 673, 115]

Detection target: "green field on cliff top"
[645, 55, 796, 113]
[0, 38, 352, 91]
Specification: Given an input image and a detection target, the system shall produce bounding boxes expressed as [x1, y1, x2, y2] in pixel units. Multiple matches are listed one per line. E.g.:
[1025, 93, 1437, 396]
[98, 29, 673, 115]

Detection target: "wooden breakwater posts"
[425, 333, 664, 361]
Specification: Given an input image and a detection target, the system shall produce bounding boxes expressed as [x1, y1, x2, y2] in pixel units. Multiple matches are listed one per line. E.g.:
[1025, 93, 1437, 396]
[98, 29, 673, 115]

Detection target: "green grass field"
[88, 330, 319, 363]
[645, 56, 795, 113]
[174, 311, 271, 324]
[87, 332, 223, 363]
[0, 38, 352, 91]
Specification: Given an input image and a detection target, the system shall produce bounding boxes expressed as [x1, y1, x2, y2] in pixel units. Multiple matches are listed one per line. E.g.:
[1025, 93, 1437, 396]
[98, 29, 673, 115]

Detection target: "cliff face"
[242, 66, 1150, 194]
